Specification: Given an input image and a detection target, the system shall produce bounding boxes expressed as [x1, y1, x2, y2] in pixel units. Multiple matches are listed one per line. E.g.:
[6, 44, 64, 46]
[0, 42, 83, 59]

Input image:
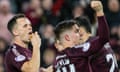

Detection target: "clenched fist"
[91, 1, 104, 16]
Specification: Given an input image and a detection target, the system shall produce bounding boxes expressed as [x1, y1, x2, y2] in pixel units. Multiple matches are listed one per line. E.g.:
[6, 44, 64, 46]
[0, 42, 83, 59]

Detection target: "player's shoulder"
[5, 45, 16, 63]
[88, 36, 98, 42]
[5, 44, 26, 62]
[5, 45, 14, 56]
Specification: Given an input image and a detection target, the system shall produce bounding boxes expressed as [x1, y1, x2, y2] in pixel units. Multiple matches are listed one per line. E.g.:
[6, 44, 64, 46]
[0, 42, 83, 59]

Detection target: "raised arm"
[21, 32, 41, 72]
[91, 1, 110, 43]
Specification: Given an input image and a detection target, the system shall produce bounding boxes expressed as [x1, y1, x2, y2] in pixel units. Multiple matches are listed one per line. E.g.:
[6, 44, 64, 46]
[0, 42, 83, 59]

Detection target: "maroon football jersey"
[53, 16, 119, 72]
[89, 42, 119, 72]
[5, 44, 32, 72]
[53, 36, 108, 72]
[53, 47, 90, 72]
[89, 16, 119, 72]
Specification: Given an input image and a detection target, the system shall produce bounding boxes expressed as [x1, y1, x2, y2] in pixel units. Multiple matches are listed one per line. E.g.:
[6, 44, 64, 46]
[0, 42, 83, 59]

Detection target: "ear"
[65, 34, 70, 41]
[12, 29, 19, 36]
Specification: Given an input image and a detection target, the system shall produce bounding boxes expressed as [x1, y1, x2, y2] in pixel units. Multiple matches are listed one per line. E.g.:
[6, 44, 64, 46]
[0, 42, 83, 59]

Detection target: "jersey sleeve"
[86, 16, 110, 56]
[5, 48, 29, 71]
[97, 16, 110, 44]
[89, 16, 110, 55]
[11, 53, 28, 70]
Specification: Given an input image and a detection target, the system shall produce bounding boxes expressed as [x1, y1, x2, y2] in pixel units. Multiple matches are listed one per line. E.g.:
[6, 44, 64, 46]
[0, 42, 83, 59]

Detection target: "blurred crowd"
[0, 0, 120, 72]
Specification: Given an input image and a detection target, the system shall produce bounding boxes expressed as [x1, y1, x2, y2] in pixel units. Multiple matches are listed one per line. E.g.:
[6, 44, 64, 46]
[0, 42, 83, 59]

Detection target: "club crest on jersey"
[104, 42, 111, 49]
[12, 45, 26, 62]
[15, 55, 26, 62]
[74, 42, 90, 52]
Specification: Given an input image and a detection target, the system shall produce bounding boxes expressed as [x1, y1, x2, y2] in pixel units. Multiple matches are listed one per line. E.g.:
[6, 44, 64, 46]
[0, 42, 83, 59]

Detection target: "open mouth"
[28, 32, 32, 35]
[28, 32, 33, 39]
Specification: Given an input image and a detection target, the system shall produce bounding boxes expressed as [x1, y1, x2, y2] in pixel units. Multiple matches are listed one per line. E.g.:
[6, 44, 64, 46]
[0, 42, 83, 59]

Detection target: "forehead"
[79, 26, 86, 29]
[0, 0, 10, 6]
[72, 24, 79, 29]
[16, 17, 31, 25]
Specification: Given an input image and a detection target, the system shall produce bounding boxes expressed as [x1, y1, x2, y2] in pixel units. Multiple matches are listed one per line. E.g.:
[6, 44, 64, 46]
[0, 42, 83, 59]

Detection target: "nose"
[28, 24, 32, 30]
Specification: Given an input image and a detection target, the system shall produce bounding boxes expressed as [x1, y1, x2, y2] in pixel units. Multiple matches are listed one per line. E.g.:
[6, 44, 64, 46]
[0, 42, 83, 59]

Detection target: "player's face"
[69, 24, 81, 45]
[16, 18, 32, 43]
[79, 26, 89, 43]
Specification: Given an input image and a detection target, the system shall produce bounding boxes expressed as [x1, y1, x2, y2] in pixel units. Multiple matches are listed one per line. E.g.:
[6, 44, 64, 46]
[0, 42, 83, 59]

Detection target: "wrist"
[96, 10, 104, 16]
[33, 46, 40, 49]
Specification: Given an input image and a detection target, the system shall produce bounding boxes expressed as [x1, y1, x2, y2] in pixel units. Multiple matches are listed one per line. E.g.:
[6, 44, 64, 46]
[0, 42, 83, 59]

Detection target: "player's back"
[88, 37, 119, 72]
[53, 48, 90, 72]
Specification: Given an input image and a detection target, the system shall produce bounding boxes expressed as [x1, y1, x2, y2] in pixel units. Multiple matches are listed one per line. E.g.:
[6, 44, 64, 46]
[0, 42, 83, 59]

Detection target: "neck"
[58, 42, 74, 52]
[63, 43, 74, 48]
[12, 37, 28, 48]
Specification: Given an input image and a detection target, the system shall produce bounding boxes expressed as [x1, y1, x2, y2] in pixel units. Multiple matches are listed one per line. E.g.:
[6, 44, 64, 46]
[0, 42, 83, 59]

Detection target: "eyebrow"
[23, 23, 31, 27]
[24, 23, 31, 25]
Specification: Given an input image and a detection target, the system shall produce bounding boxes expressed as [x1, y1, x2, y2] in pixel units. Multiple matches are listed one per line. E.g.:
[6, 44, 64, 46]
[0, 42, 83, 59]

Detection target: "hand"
[91, 1, 104, 16]
[40, 68, 47, 72]
[40, 66, 53, 72]
[30, 32, 41, 48]
[47, 66, 53, 72]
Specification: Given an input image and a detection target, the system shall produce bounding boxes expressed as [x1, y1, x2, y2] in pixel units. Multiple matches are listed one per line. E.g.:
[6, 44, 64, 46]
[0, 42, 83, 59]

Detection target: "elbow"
[22, 64, 39, 72]
[27, 65, 39, 72]
[22, 68, 38, 72]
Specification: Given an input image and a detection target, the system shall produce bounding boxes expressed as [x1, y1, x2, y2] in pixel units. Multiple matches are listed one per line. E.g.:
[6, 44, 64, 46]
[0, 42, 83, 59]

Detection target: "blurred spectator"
[10, 0, 30, 13]
[0, 0, 14, 43]
[0, 38, 8, 54]
[39, 24, 55, 45]
[0, 54, 3, 65]
[59, 0, 84, 21]
[42, 49, 55, 68]
[0, 54, 5, 72]
[72, 1, 85, 18]
[118, 25, 120, 40]
[21, 1, 30, 13]
[57, 0, 72, 21]
[105, 0, 120, 28]
[52, 0, 64, 16]
[25, 0, 43, 31]
[111, 25, 119, 36]
[108, 0, 120, 13]
[42, 0, 53, 11]
[59, 0, 89, 20]
[39, 24, 55, 67]
[0, 65, 5, 72]
[0, 64, 5, 72]
[41, 0, 58, 26]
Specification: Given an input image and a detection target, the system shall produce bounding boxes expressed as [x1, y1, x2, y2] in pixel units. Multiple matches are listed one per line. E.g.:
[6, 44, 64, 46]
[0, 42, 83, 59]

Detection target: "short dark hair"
[74, 16, 91, 33]
[7, 14, 26, 34]
[54, 20, 78, 40]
